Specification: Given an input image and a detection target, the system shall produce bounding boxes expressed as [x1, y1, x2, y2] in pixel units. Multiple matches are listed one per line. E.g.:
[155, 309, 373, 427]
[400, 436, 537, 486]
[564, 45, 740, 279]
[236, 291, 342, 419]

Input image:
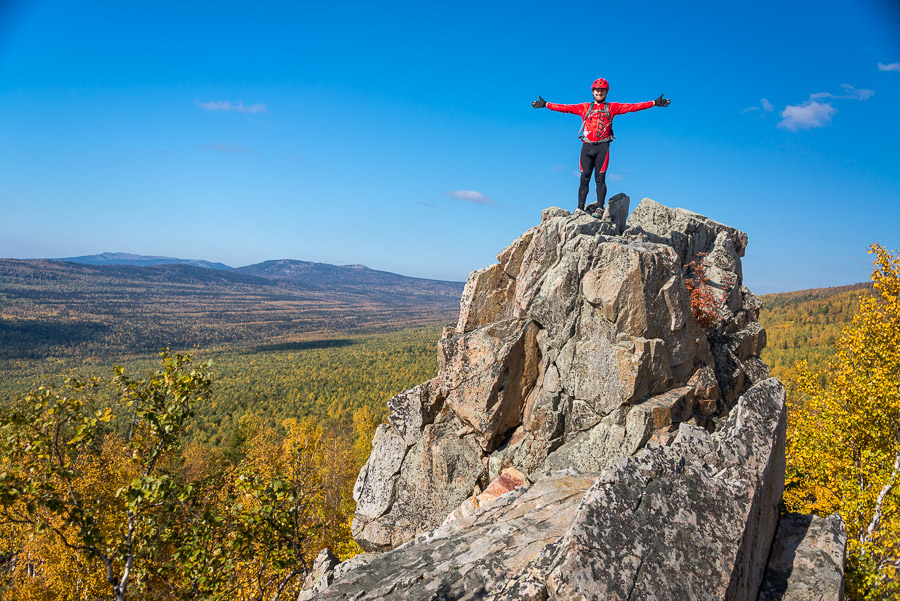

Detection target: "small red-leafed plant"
[684, 253, 720, 329]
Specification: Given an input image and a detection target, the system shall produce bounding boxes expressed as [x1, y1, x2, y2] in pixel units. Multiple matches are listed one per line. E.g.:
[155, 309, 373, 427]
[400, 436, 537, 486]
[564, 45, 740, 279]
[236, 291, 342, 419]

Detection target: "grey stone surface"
[546, 378, 786, 601]
[297, 548, 340, 600]
[758, 512, 847, 601]
[386, 379, 442, 447]
[625, 197, 748, 262]
[439, 318, 541, 452]
[320, 378, 788, 600]
[496, 227, 535, 279]
[331, 553, 376, 583]
[351, 413, 485, 551]
[607, 192, 631, 234]
[352, 425, 406, 523]
[318, 471, 599, 600]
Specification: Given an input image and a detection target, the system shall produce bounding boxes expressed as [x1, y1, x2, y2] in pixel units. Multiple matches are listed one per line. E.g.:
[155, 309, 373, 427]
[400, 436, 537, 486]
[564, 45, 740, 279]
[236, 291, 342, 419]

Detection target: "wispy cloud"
[447, 190, 492, 204]
[199, 143, 258, 154]
[416, 201, 438, 208]
[778, 85, 873, 131]
[742, 98, 775, 114]
[809, 84, 874, 101]
[196, 100, 268, 114]
[878, 62, 900, 72]
[608, 173, 624, 182]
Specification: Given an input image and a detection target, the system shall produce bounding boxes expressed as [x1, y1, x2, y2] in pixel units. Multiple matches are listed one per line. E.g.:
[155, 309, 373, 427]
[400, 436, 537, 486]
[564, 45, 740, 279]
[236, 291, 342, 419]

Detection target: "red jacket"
[546, 100, 655, 143]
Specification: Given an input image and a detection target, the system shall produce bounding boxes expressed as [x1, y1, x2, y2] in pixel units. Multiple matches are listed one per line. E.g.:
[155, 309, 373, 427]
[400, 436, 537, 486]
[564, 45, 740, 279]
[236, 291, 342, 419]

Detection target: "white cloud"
[778, 85, 873, 131]
[196, 100, 268, 114]
[608, 173, 624, 182]
[199, 143, 258, 154]
[878, 62, 900, 72]
[777, 101, 837, 131]
[447, 190, 492, 204]
[416, 201, 438, 208]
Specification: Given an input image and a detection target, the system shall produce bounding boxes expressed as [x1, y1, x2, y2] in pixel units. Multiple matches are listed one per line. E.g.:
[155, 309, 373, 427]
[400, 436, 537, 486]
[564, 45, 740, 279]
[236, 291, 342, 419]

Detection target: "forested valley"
[0, 255, 892, 599]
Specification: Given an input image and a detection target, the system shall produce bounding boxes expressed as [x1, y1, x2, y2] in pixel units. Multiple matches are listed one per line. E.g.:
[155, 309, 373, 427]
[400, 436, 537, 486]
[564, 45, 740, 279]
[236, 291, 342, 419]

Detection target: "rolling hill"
[0, 258, 464, 360]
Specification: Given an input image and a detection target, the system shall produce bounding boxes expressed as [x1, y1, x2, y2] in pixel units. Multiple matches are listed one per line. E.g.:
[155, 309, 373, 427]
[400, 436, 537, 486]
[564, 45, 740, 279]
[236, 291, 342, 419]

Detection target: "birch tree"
[0, 351, 212, 601]
[785, 244, 900, 600]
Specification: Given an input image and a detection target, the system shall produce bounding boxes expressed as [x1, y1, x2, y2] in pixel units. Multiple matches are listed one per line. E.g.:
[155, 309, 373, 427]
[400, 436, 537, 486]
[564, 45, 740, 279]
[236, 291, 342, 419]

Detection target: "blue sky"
[1, 0, 898, 293]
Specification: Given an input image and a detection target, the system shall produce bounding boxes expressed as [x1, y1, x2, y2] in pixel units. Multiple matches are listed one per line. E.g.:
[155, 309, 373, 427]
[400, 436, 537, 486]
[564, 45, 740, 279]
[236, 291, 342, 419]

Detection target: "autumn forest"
[0, 252, 897, 600]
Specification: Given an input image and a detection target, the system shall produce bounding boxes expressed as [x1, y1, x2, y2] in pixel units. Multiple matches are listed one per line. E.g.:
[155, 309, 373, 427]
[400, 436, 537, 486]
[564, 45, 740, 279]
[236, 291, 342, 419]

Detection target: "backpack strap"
[602, 102, 614, 142]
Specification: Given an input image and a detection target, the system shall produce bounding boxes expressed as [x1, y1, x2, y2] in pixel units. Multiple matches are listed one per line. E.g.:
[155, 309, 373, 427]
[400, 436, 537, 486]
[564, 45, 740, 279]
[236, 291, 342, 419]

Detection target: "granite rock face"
[351, 197, 771, 552]
[308, 198, 845, 600]
[317, 378, 787, 600]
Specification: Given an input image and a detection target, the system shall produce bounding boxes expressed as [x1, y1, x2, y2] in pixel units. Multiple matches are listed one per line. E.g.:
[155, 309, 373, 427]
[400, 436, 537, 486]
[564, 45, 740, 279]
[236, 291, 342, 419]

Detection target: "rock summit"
[304, 196, 846, 601]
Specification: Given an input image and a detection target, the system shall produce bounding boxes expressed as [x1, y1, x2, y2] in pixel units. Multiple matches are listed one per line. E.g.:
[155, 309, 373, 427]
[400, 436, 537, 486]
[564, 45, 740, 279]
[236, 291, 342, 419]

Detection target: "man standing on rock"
[532, 79, 670, 216]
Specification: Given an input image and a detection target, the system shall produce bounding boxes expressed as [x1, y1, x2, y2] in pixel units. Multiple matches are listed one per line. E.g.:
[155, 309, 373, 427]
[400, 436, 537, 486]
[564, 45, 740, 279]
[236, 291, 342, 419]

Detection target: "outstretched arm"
[609, 95, 671, 115]
[609, 100, 656, 116]
[532, 97, 588, 116]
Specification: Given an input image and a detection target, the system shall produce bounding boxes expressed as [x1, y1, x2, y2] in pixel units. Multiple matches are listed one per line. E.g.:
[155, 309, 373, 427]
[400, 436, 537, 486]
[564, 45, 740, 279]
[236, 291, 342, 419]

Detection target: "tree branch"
[862, 450, 900, 552]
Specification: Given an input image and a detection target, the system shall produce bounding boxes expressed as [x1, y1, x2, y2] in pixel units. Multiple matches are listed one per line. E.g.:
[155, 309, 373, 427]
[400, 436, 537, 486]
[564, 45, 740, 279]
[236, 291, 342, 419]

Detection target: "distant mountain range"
[52, 253, 455, 290]
[56, 252, 233, 271]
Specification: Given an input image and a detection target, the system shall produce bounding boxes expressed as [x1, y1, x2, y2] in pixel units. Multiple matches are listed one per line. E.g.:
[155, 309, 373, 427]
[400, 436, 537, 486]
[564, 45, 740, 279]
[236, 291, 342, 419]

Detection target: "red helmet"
[591, 78, 609, 90]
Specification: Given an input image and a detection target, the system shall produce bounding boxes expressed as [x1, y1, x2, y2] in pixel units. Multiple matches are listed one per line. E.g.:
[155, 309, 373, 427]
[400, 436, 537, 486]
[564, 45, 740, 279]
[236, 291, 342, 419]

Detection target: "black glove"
[654, 94, 670, 107]
[531, 95, 547, 109]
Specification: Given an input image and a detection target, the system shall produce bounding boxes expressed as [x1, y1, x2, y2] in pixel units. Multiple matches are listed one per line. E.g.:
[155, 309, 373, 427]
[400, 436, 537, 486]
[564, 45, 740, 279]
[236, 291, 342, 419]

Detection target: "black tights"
[578, 142, 609, 211]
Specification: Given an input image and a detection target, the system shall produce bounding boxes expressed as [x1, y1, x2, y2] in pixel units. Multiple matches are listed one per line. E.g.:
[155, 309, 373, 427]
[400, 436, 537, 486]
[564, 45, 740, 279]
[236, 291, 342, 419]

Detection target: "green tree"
[785, 245, 900, 599]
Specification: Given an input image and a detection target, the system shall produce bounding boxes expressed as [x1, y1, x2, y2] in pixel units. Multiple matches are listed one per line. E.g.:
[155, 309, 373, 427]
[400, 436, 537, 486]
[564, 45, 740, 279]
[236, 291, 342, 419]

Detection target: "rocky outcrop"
[305, 197, 845, 600]
[316, 378, 786, 600]
[351, 197, 771, 552]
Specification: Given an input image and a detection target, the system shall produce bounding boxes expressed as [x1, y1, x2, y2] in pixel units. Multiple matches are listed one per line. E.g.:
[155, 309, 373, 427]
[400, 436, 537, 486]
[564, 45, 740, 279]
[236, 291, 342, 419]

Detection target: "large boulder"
[344, 198, 795, 569]
[758, 512, 847, 601]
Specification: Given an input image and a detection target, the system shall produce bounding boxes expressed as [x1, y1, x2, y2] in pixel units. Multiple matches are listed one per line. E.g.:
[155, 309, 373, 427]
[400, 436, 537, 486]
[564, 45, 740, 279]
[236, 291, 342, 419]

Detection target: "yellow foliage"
[785, 245, 900, 599]
[0, 434, 141, 600]
[0, 330, 431, 599]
